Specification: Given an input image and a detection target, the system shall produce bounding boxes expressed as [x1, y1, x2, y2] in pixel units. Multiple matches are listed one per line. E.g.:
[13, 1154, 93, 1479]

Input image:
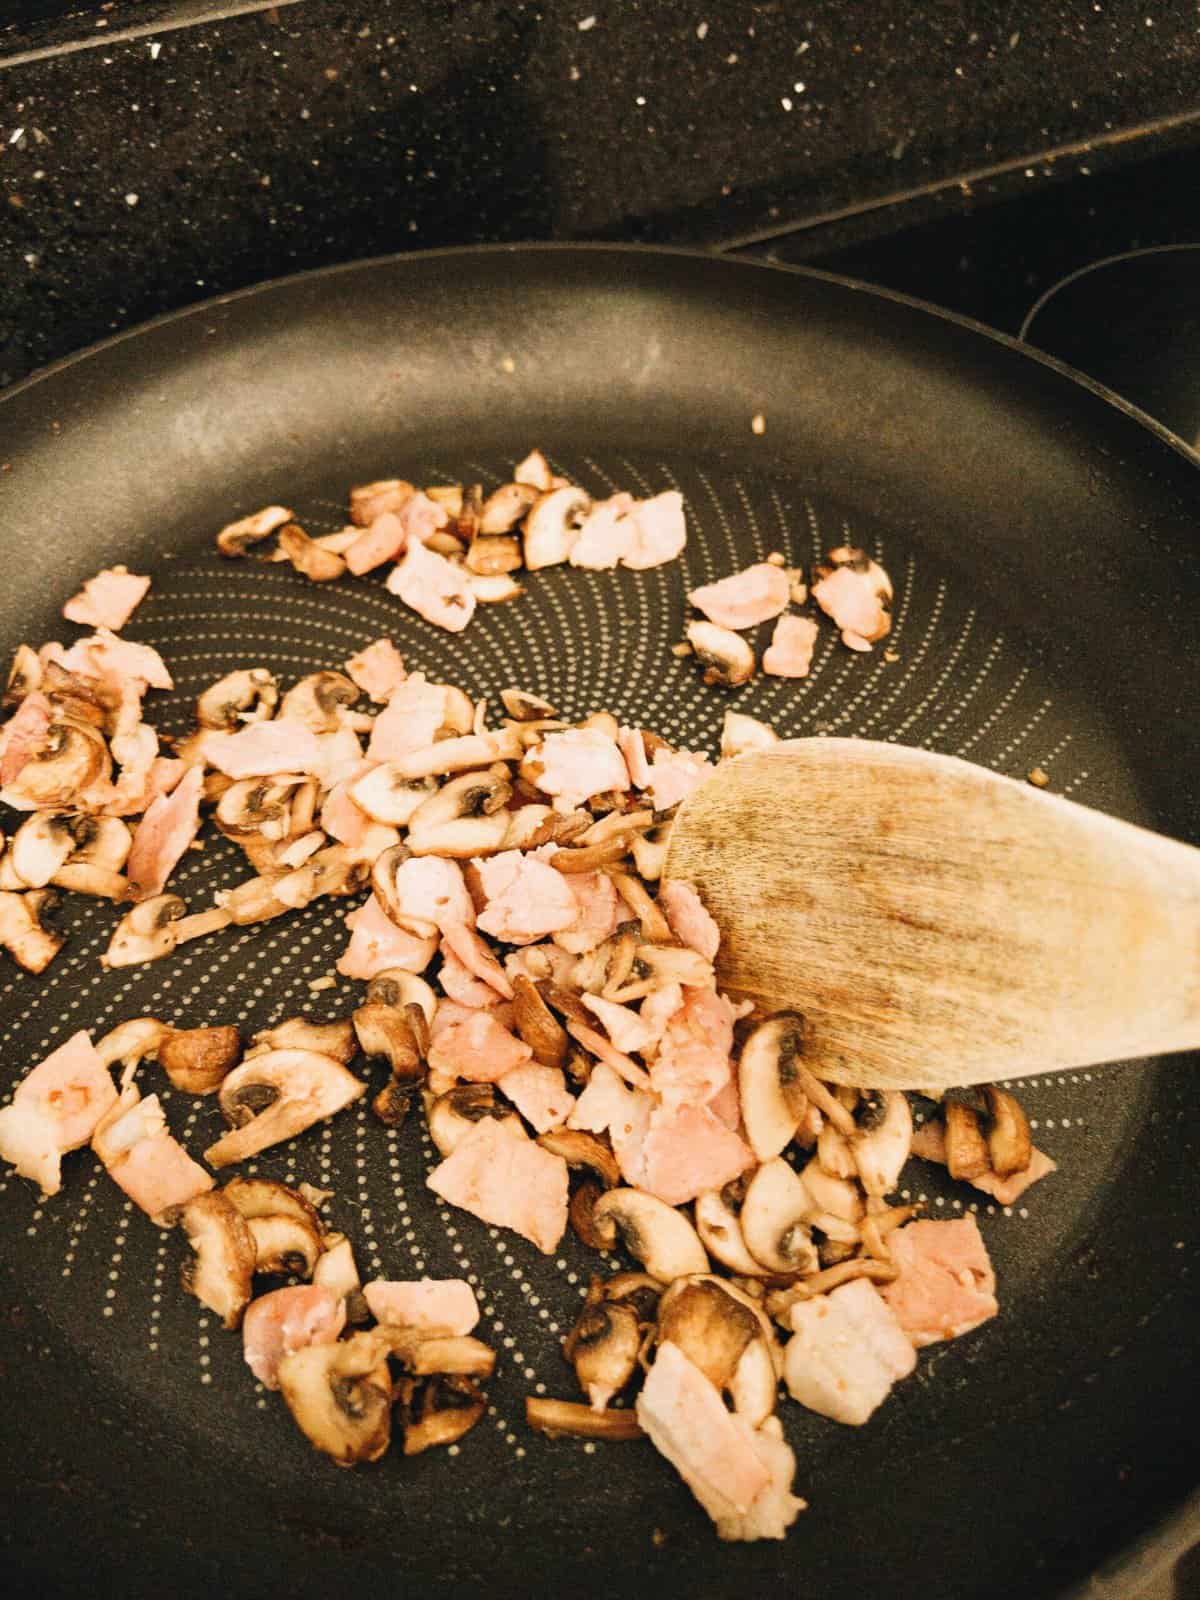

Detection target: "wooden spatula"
[663, 739, 1200, 1091]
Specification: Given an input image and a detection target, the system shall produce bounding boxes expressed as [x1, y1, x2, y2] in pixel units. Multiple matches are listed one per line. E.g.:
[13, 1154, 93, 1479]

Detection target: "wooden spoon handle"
[665, 741, 1200, 1091]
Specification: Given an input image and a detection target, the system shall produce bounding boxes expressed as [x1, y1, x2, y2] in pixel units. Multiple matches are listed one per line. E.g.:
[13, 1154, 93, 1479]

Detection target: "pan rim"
[2, 239, 1198, 474]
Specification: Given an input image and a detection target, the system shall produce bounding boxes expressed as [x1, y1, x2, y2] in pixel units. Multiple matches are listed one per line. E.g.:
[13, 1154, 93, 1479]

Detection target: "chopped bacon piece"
[636, 1102, 754, 1206]
[366, 673, 448, 761]
[811, 547, 893, 651]
[762, 615, 819, 678]
[0, 691, 52, 786]
[363, 1277, 479, 1335]
[243, 1285, 346, 1389]
[552, 870, 622, 955]
[622, 491, 688, 570]
[337, 893, 437, 979]
[644, 748, 712, 812]
[475, 850, 578, 944]
[344, 511, 407, 576]
[204, 720, 323, 779]
[62, 566, 151, 632]
[426, 1116, 568, 1254]
[0, 1031, 116, 1196]
[386, 540, 476, 633]
[881, 1217, 998, 1347]
[427, 1011, 533, 1081]
[344, 638, 406, 702]
[659, 880, 720, 962]
[529, 728, 630, 810]
[569, 494, 636, 569]
[688, 563, 790, 630]
[125, 764, 203, 901]
[497, 1063, 576, 1133]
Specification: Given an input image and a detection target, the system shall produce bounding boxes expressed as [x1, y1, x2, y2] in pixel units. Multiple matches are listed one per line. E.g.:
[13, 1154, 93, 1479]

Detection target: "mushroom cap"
[693, 1185, 770, 1278]
[737, 1012, 810, 1164]
[196, 666, 279, 730]
[427, 1085, 522, 1158]
[591, 1188, 710, 1284]
[246, 1212, 324, 1278]
[157, 1024, 241, 1095]
[249, 1015, 357, 1065]
[685, 620, 756, 688]
[276, 1331, 393, 1466]
[222, 1175, 324, 1231]
[174, 1191, 256, 1329]
[206, 1048, 365, 1168]
[740, 1158, 819, 1276]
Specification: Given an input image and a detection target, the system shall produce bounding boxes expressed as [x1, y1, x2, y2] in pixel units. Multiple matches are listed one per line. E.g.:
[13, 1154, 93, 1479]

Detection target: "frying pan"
[0, 246, 1197, 1600]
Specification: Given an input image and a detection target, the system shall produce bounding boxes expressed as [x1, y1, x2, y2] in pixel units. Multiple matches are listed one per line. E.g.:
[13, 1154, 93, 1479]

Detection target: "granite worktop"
[2, 0, 1200, 388]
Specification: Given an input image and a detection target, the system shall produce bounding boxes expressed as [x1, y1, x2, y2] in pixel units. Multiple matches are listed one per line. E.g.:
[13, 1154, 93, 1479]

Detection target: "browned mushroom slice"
[480, 482, 539, 535]
[563, 1285, 643, 1410]
[685, 621, 755, 688]
[654, 1276, 760, 1395]
[0, 890, 66, 974]
[348, 765, 438, 827]
[8, 813, 76, 888]
[693, 1183, 769, 1278]
[173, 905, 233, 947]
[465, 533, 523, 577]
[216, 505, 292, 557]
[2, 718, 110, 809]
[525, 1397, 644, 1441]
[353, 1003, 423, 1083]
[312, 1235, 361, 1307]
[222, 1176, 325, 1232]
[400, 1374, 487, 1456]
[426, 1085, 522, 1158]
[944, 1100, 991, 1181]
[279, 671, 361, 734]
[51, 862, 130, 900]
[94, 1017, 174, 1071]
[568, 1178, 612, 1250]
[737, 1012, 810, 1163]
[500, 687, 558, 722]
[249, 1015, 357, 1065]
[536, 1128, 620, 1189]
[510, 974, 569, 1068]
[592, 1189, 710, 1284]
[273, 846, 370, 911]
[102, 893, 186, 967]
[523, 486, 591, 570]
[978, 1085, 1033, 1177]
[215, 776, 306, 843]
[246, 1213, 324, 1278]
[277, 1331, 393, 1466]
[5, 643, 42, 704]
[740, 1158, 819, 1276]
[380, 1330, 496, 1378]
[196, 666, 280, 730]
[277, 523, 346, 582]
[205, 1049, 365, 1168]
[852, 1090, 913, 1197]
[172, 1190, 255, 1329]
[720, 710, 779, 760]
[157, 1025, 241, 1094]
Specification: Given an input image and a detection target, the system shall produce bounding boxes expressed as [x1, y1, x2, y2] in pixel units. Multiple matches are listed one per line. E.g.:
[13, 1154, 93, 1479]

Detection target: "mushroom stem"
[525, 1397, 645, 1441]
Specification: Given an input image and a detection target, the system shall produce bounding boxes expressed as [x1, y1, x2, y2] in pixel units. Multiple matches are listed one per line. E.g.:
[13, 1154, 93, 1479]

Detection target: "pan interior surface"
[0, 248, 1195, 1600]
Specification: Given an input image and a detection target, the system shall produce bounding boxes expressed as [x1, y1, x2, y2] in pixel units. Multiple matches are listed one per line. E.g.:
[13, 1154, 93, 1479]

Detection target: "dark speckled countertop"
[2, 0, 1199, 389]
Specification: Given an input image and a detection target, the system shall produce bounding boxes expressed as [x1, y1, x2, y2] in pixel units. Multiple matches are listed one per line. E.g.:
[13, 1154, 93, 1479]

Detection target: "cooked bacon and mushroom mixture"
[0, 477, 1056, 1542]
[679, 544, 894, 687]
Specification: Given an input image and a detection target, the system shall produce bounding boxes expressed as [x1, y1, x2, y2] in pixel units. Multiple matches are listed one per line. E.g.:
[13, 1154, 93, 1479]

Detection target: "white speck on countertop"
[1009, 30, 1021, 47]
[726, 52, 738, 64]
[751, 412, 766, 435]
[794, 81, 806, 92]
[797, 39, 810, 53]
[9, 127, 24, 144]
[577, 14, 597, 30]
[124, 193, 139, 207]
[636, 94, 646, 105]
[780, 96, 793, 110]
[568, 63, 581, 80]
[696, 21, 708, 38]
[149, 41, 161, 59]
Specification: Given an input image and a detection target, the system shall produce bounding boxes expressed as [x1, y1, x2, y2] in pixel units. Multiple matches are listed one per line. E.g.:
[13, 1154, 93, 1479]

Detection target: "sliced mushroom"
[5, 643, 42, 704]
[95, 1016, 174, 1071]
[250, 1016, 357, 1064]
[364, 970, 437, 1031]
[278, 522, 346, 582]
[740, 1158, 819, 1276]
[536, 1128, 620, 1188]
[569, 1179, 611, 1249]
[216, 776, 306, 841]
[426, 1085, 522, 1158]
[500, 687, 558, 722]
[216, 504, 292, 557]
[982, 1085, 1033, 1177]
[206, 1049, 365, 1168]
[694, 1183, 769, 1278]
[944, 1100, 991, 1181]
[407, 769, 512, 831]
[720, 711, 779, 760]
[816, 1121, 858, 1181]
[277, 1331, 393, 1466]
[766, 1257, 900, 1322]
[8, 813, 76, 888]
[222, 1176, 324, 1231]
[64, 815, 132, 872]
[465, 572, 524, 603]
[523, 485, 591, 570]
[0, 890, 66, 973]
[629, 829, 669, 882]
[379, 1330, 496, 1378]
[425, 483, 463, 518]
[563, 1284, 642, 1410]
[172, 905, 233, 947]
[852, 1090, 913, 1196]
[737, 1012, 809, 1163]
[348, 765, 438, 827]
[525, 1396, 644, 1441]
[2, 718, 109, 809]
[477, 481, 537, 536]
[798, 1159, 865, 1226]
[155, 1025, 241, 1094]
[729, 1333, 779, 1428]
[349, 478, 414, 526]
[196, 667, 279, 730]
[591, 1189, 710, 1284]
[312, 1236, 361, 1303]
[51, 863, 129, 899]
[273, 846, 370, 910]
[102, 893, 186, 968]
[655, 1276, 760, 1393]
[280, 671, 360, 734]
[511, 974, 569, 1068]
[465, 530, 523, 576]
[353, 1003, 424, 1086]
[247, 1213, 324, 1278]
[685, 621, 755, 689]
[407, 813, 511, 860]
[399, 1374, 487, 1455]
[172, 1190, 255, 1329]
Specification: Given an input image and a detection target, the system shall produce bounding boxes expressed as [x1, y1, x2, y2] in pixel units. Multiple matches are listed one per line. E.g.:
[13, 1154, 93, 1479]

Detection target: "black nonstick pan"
[0, 246, 1196, 1600]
